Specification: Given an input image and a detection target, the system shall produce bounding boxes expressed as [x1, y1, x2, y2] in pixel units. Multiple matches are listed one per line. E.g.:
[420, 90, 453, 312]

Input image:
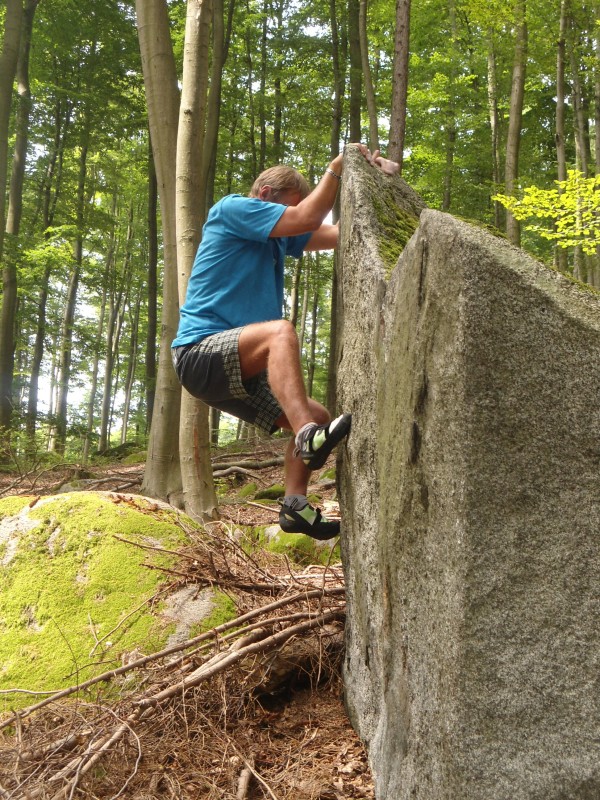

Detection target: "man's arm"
[304, 223, 339, 251]
[270, 144, 372, 238]
[269, 156, 344, 238]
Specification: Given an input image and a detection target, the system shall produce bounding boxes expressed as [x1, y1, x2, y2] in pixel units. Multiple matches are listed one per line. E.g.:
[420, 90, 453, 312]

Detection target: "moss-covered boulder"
[0, 492, 218, 710]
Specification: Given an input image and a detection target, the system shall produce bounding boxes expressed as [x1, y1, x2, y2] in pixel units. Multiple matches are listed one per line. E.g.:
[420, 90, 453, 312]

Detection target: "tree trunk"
[348, 0, 362, 141]
[0, 0, 24, 453]
[146, 139, 158, 434]
[330, 0, 345, 161]
[298, 254, 311, 355]
[27, 100, 72, 441]
[388, 0, 410, 168]
[136, 0, 184, 506]
[83, 274, 108, 465]
[258, 0, 267, 173]
[555, 0, 569, 273]
[359, 0, 379, 152]
[53, 124, 91, 455]
[200, 0, 226, 222]
[306, 253, 320, 397]
[441, 0, 457, 212]
[568, 16, 590, 178]
[487, 34, 502, 229]
[272, 0, 284, 163]
[504, 0, 528, 246]
[121, 299, 140, 445]
[176, 0, 218, 521]
[244, 20, 258, 178]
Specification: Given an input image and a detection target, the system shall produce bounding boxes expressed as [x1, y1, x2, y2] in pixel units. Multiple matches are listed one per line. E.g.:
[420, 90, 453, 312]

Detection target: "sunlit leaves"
[494, 171, 600, 254]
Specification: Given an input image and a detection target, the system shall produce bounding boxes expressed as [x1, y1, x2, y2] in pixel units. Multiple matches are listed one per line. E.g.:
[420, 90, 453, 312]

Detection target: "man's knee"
[308, 400, 330, 425]
[271, 319, 298, 347]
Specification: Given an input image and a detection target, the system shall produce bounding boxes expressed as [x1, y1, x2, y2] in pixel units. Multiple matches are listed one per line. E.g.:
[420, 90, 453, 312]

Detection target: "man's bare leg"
[238, 319, 315, 434]
[238, 320, 349, 538]
[275, 398, 330, 496]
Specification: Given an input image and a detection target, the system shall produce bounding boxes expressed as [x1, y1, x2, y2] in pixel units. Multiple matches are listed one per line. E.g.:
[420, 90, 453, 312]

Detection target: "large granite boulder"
[337, 148, 600, 799]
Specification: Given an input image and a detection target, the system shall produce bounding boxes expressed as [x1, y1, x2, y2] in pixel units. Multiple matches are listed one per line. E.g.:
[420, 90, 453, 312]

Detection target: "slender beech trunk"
[28, 101, 72, 440]
[504, 0, 528, 246]
[258, 0, 267, 173]
[388, 0, 410, 167]
[200, 0, 226, 220]
[330, 0, 345, 160]
[0, 0, 24, 452]
[555, 0, 569, 273]
[359, 0, 379, 152]
[83, 275, 108, 464]
[210, 407, 220, 446]
[442, 0, 457, 212]
[568, 16, 590, 178]
[177, 0, 218, 522]
[245, 20, 258, 178]
[487, 34, 502, 228]
[326, 0, 347, 414]
[121, 299, 140, 445]
[99, 215, 130, 453]
[594, 4, 600, 288]
[54, 130, 90, 455]
[137, 0, 184, 506]
[306, 253, 320, 397]
[348, 0, 362, 141]
[289, 257, 302, 328]
[145, 140, 158, 433]
[272, 0, 284, 162]
[298, 255, 311, 356]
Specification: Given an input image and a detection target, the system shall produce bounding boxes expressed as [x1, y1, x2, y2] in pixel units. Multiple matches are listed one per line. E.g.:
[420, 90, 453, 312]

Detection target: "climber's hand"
[371, 149, 400, 176]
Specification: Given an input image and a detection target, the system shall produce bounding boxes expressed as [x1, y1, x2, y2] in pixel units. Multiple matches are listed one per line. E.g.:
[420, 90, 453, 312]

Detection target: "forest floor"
[0, 437, 374, 800]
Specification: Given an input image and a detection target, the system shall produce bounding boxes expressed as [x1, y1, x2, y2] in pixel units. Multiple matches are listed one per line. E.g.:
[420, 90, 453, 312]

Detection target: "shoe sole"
[302, 413, 352, 471]
[279, 516, 341, 540]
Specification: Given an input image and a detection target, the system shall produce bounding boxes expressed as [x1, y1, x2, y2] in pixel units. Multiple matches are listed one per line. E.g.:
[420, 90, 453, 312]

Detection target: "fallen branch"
[0, 587, 344, 730]
[213, 466, 265, 482]
[211, 456, 284, 470]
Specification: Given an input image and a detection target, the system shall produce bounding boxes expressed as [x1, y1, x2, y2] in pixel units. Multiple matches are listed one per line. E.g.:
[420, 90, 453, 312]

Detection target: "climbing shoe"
[294, 413, 352, 470]
[278, 497, 341, 540]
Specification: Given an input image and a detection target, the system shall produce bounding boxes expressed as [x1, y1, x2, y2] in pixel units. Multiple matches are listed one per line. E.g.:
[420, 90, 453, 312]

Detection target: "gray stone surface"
[337, 149, 600, 799]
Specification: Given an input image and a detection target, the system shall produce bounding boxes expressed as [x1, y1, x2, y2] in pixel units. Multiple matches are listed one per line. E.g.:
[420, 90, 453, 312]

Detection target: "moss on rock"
[0, 492, 201, 710]
[255, 484, 285, 501]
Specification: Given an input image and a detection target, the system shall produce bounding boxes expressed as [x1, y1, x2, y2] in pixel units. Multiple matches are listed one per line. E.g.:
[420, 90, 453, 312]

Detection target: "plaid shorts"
[171, 327, 282, 434]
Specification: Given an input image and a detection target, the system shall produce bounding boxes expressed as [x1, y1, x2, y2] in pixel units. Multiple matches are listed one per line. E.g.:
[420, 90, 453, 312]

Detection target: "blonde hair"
[249, 166, 311, 200]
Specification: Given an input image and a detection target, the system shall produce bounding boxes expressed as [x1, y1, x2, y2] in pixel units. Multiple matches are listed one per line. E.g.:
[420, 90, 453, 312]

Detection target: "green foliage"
[494, 172, 600, 255]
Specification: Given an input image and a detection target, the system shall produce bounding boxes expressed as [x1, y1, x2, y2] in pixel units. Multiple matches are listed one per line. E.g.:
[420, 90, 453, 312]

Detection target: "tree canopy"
[0, 0, 597, 473]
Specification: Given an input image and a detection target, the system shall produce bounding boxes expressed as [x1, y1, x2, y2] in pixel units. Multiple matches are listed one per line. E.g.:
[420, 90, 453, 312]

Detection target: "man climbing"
[171, 144, 398, 539]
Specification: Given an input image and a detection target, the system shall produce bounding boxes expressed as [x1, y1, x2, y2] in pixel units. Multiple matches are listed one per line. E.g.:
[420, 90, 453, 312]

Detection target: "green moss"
[237, 482, 258, 499]
[319, 467, 336, 481]
[194, 590, 237, 635]
[0, 496, 32, 519]
[454, 215, 507, 240]
[254, 484, 285, 501]
[266, 531, 340, 565]
[0, 493, 193, 710]
[372, 194, 420, 277]
[122, 451, 147, 465]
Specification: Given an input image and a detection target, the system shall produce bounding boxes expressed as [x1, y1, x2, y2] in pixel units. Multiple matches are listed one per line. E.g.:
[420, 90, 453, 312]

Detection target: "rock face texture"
[336, 149, 600, 800]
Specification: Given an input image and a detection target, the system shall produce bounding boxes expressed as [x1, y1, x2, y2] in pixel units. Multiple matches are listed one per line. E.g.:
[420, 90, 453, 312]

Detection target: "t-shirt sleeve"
[285, 232, 312, 258]
[220, 195, 286, 242]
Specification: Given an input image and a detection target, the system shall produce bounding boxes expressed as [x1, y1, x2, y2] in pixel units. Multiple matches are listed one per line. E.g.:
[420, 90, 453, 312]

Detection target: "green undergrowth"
[0, 493, 194, 711]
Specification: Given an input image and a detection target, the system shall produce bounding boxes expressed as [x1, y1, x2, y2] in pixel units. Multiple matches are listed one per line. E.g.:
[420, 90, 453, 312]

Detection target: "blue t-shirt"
[172, 195, 311, 347]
